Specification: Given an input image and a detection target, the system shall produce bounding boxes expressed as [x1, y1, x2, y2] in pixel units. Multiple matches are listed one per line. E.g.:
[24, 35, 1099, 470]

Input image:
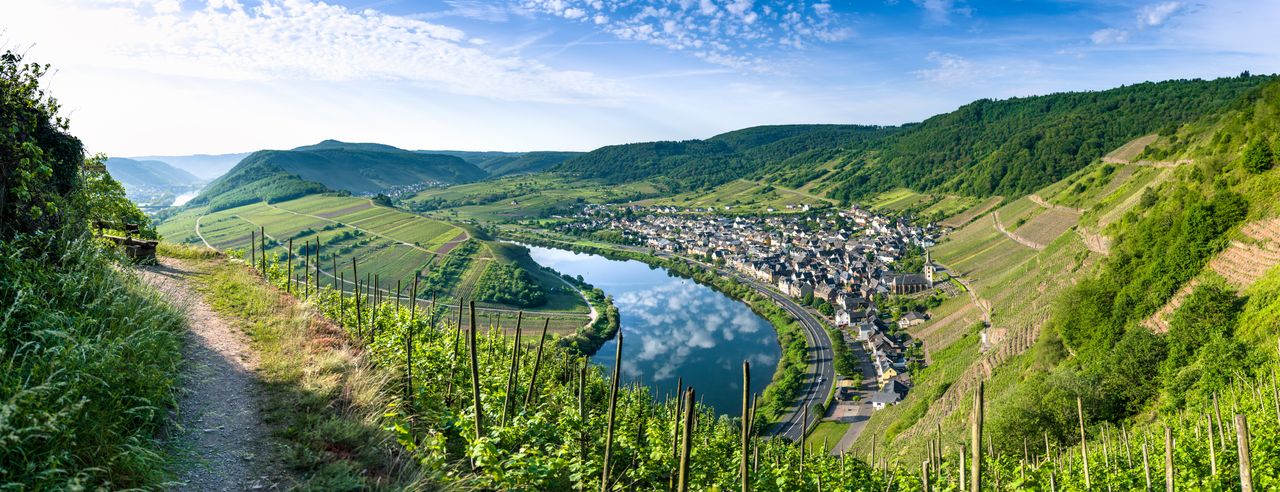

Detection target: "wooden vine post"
[524, 318, 550, 407]
[970, 381, 983, 492]
[601, 331, 623, 492]
[502, 312, 524, 426]
[468, 301, 484, 445]
[259, 227, 266, 272]
[741, 360, 750, 492]
[406, 275, 417, 406]
[286, 238, 293, 294]
[677, 387, 695, 492]
[1077, 396, 1090, 489]
[352, 259, 362, 340]
[1164, 426, 1173, 492]
[1235, 414, 1252, 492]
[1141, 436, 1151, 492]
[250, 230, 255, 267]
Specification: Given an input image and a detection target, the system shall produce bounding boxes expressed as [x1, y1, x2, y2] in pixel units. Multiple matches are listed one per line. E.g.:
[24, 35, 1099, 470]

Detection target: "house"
[870, 381, 907, 410]
[855, 321, 877, 341]
[898, 311, 928, 328]
[835, 309, 852, 326]
[835, 378, 859, 401]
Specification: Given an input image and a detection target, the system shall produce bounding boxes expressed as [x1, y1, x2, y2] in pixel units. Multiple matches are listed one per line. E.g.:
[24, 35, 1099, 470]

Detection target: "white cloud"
[3, 0, 625, 104]
[1138, 2, 1182, 27]
[1090, 28, 1130, 45]
[914, 51, 976, 85]
[913, 0, 971, 26]
[518, 0, 850, 71]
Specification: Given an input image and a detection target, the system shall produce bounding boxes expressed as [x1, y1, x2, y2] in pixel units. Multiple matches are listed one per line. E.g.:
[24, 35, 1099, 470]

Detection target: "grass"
[408, 175, 658, 222]
[180, 247, 428, 490]
[0, 233, 185, 489]
[939, 196, 1003, 228]
[804, 421, 850, 452]
[158, 195, 589, 312]
[640, 179, 835, 213]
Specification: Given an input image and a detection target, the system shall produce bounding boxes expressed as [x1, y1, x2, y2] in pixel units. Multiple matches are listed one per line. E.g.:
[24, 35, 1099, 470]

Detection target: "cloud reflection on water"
[525, 244, 780, 414]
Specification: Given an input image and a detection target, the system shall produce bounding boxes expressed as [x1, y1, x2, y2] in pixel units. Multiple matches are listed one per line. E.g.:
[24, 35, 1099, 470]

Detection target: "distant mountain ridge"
[105, 157, 202, 189]
[188, 140, 486, 211]
[553, 74, 1276, 200]
[130, 152, 251, 181]
[420, 150, 582, 176]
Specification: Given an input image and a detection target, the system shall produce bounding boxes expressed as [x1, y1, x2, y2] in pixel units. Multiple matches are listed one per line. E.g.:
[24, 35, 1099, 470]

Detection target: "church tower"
[923, 250, 936, 285]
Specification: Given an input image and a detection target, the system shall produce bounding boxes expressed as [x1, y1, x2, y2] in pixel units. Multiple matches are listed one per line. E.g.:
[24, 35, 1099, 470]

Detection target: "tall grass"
[0, 232, 185, 488]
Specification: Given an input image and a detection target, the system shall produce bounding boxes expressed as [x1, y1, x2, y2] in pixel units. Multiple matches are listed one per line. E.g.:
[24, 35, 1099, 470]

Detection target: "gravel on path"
[139, 258, 288, 491]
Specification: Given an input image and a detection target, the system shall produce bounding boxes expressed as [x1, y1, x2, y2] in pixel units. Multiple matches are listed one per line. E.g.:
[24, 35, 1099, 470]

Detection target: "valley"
[11, 27, 1280, 489]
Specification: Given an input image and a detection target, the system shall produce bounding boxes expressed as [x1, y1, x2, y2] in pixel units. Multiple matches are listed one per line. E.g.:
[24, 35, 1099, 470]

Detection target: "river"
[524, 244, 780, 416]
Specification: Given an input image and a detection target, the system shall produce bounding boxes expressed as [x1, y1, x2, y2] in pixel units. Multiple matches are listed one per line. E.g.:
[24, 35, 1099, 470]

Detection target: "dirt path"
[138, 258, 287, 491]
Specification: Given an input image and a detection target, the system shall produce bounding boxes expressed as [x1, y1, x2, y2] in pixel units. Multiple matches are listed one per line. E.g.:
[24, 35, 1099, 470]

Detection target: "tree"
[0, 51, 86, 241]
[1239, 138, 1275, 173]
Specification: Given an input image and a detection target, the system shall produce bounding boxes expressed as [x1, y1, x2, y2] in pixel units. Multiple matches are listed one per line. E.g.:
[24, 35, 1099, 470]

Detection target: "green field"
[405, 174, 659, 222]
[157, 194, 588, 318]
[804, 421, 850, 452]
[640, 179, 836, 213]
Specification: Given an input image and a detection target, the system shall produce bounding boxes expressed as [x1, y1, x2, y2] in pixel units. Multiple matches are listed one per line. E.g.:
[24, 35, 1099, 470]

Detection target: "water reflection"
[524, 245, 780, 416]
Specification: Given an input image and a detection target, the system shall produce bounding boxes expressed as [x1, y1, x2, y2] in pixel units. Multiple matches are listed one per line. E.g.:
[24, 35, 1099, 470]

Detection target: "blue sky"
[4, 0, 1278, 155]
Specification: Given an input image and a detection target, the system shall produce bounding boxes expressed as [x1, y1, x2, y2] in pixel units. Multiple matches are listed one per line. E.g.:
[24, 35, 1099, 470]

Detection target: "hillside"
[131, 152, 251, 180]
[554, 124, 896, 191]
[554, 75, 1273, 201]
[426, 149, 581, 176]
[852, 78, 1280, 469]
[188, 141, 486, 211]
[105, 157, 202, 189]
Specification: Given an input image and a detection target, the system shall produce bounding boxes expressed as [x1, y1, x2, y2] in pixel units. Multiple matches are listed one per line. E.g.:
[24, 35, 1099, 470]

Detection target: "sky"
[3, 0, 1279, 156]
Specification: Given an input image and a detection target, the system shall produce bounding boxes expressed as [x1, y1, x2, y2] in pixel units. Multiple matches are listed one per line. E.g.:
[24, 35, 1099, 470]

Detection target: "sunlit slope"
[848, 132, 1186, 460]
[854, 80, 1280, 466]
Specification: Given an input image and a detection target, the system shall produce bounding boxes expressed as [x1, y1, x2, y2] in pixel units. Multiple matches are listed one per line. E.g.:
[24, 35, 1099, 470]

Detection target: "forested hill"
[188, 141, 486, 211]
[553, 124, 896, 191]
[105, 157, 203, 189]
[553, 75, 1273, 200]
[824, 74, 1275, 200]
[424, 150, 582, 176]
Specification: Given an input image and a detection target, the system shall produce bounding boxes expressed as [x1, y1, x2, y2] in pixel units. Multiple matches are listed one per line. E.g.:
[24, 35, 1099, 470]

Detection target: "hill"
[105, 157, 202, 188]
[553, 75, 1274, 201]
[850, 78, 1280, 470]
[424, 149, 582, 176]
[188, 141, 487, 211]
[131, 152, 251, 180]
[554, 124, 895, 191]
[105, 157, 204, 208]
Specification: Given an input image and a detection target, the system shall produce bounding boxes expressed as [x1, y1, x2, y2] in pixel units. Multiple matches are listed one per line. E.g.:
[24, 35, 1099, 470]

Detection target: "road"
[668, 253, 835, 442]
[744, 276, 835, 441]
[490, 231, 836, 440]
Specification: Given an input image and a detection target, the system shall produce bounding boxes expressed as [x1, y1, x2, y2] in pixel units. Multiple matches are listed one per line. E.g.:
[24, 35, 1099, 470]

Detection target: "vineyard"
[231, 243, 1280, 490]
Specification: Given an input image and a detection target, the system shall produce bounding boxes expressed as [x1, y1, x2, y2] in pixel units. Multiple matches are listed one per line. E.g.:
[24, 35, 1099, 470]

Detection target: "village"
[564, 204, 950, 412]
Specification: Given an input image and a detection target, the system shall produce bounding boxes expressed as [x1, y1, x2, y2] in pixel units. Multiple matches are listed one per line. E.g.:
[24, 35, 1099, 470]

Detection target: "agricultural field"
[905, 293, 979, 355]
[1103, 133, 1158, 163]
[1013, 206, 1080, 246]
[156, 194, 589, 317]
[865, 188, 931, 212]
[639, 179, 836, 213]
[917, 195, 981, 220]
[938, 196, 1002, 228]
[405, 175, 659, 222]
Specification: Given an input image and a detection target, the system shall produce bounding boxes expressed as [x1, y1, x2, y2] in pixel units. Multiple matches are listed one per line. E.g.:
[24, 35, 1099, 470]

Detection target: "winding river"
[525, 244, 780, 416]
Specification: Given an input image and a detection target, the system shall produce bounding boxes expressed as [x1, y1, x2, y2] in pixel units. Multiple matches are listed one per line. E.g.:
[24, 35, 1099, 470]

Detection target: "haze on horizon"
[4, 0, 1279, 157]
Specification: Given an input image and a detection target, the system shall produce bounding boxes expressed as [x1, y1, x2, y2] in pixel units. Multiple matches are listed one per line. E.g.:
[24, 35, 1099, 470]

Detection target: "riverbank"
[502, 230, 811, 426]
